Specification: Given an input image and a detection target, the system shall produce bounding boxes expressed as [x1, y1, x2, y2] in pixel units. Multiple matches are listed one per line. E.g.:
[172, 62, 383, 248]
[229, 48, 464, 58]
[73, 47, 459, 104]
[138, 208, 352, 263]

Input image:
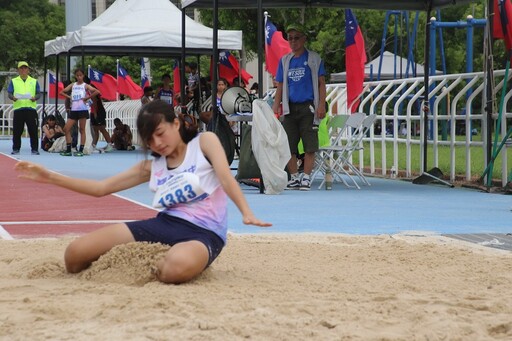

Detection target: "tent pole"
[57, 54, 62, 114]
[181, 6, 187, 113]
[485, 0, 495, 183]
[43, 57, 48, 112]
[211, 0, 219, 132]
[257, 0, 263, 98]
[412, 2, 452, 187]
[422, 7, 432, 173]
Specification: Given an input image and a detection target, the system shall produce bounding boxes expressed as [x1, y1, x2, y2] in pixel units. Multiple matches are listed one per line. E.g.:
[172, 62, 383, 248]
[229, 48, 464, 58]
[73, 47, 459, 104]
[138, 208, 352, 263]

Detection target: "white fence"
[1, 70, 511, 185]
[0, 100, 143, 145]
[324, 70, 512, 186]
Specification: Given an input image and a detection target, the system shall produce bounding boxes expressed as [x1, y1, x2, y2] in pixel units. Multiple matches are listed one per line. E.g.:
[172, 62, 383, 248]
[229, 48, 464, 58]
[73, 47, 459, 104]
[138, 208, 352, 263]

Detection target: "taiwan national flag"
[345, 9, 367, 112]
[213, 50, 253, 86]
[494, 0, 512, 55]
[118, 63, 143, 99]
[265, 17, 291, 77]
[48, 70, 65, 100]
[88, 67, 117, 101]
[140, 58, 151, 89]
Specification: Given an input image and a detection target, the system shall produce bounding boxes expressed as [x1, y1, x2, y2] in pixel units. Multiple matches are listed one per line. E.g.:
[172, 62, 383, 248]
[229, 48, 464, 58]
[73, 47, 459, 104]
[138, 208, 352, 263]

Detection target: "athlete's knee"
[156, 258, 202, 284]
[64, 241, 90, 273]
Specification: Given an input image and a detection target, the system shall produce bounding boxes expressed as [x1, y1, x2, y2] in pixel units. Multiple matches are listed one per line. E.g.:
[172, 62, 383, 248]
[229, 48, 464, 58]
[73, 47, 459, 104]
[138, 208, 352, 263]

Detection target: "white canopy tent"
[44, 0, 243, 57]
[330, 51, 443, 83]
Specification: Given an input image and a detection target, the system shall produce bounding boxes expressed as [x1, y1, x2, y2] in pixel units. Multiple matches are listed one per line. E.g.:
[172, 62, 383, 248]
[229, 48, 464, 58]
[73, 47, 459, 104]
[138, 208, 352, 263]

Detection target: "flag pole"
[264, 11, 271, 94]
[116, 59, 120, 101]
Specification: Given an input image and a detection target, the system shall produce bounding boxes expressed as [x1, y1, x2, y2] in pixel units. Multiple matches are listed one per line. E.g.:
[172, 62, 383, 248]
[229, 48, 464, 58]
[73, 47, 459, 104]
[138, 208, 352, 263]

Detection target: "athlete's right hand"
[14, 161, 52, 183]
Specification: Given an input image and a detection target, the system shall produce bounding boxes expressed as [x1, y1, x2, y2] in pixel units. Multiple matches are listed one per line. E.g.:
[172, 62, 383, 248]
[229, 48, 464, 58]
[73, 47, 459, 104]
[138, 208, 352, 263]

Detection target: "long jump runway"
[0, 154, 156, 239]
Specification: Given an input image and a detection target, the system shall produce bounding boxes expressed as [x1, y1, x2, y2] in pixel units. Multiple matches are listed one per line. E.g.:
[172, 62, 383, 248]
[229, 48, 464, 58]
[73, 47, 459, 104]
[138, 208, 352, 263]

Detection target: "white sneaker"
[104, 144, 114, 153]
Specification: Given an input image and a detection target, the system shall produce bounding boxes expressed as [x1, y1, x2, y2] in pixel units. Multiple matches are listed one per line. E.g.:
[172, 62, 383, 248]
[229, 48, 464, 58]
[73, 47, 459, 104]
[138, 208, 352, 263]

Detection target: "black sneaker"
[286, 177, 301, 190]
[299, 176, 311, 191]
[31, 150, 40, 155]
[11, 150, 20, 155]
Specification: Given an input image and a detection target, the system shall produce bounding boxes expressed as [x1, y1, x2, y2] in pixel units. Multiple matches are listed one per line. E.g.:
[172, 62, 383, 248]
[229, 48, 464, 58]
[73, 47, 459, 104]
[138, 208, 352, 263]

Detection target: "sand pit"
[1, 233, 511, 340]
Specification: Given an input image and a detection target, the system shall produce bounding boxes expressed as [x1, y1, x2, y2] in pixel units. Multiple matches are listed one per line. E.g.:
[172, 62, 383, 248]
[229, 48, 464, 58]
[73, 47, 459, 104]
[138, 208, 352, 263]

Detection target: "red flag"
[345, 9, 367, 113]
[212, 51, 253, 86]
[173, 59, 181, 106]
[48, 70, 65, 100]
[117, 63, 143, 99]
[265, 17, 291, 77]
[88, 67, 117, 101]
[494, 0, 512, 52]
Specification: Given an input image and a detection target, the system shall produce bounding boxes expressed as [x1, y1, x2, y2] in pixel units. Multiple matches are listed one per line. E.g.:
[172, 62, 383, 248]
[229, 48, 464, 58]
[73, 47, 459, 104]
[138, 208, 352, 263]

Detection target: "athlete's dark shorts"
[90, 111, 106, 126]
[68, 110, 89, 120]
[126, 212, 225, 267]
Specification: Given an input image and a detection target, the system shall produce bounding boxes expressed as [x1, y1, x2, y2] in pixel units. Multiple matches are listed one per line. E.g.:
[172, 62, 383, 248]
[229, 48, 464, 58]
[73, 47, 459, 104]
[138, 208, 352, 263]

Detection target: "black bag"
[213, 112, 236, 165]
[236, 124, 261, 180]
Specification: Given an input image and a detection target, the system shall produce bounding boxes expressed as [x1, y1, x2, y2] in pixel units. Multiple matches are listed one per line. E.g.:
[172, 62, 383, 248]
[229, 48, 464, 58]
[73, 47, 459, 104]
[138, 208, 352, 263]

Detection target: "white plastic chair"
[314, 112, 366, 189]
[328, 113, 377, 188]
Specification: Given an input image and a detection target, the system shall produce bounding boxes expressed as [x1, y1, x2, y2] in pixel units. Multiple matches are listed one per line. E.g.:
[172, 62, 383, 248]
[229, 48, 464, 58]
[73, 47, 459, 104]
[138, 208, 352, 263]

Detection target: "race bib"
[152, 172, 206, 208]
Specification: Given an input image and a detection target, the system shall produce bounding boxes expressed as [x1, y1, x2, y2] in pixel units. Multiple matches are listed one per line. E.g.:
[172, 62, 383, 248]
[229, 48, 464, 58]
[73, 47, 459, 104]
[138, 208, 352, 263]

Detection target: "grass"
[352, 133, 512, 182]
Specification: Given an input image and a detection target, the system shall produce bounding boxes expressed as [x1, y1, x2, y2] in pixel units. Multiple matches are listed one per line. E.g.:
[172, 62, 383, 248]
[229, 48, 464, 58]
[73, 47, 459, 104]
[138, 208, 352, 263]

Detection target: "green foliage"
[0, 0, 64, 91]
[197, 2, 498, 82]
[0, 0, 64, 73]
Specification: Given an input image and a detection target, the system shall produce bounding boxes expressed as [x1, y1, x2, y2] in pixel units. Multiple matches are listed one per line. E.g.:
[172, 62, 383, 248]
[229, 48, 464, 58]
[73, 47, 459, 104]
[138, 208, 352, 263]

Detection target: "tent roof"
[182, 0, 474, 10]
[44, 0, 243, 57]
[330, 51, 443, 82]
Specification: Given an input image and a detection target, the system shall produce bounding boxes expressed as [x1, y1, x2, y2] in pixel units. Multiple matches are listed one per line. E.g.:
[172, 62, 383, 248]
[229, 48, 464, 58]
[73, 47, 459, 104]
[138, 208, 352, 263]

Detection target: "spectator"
[89, 84, 114, 153]
[8, 61, 41, 155]
[199, 77, 229, 128]
[154, 74, 174, 105]
[199, 76, 212, 102]
[112, 118, 135, 151]
[250, 82, 259, 96]
[187, 62, 200, 98]
[141, 86, 154, 105]
[59, 68, 100, 157]
[272, 23, 326, 191]
[41, 114, 65, 152]
[62, 79, 78, 151]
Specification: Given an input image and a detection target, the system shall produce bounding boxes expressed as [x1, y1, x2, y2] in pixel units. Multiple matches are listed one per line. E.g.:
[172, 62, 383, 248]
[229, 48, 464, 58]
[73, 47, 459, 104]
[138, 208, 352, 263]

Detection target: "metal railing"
[1, 70, 511, 184]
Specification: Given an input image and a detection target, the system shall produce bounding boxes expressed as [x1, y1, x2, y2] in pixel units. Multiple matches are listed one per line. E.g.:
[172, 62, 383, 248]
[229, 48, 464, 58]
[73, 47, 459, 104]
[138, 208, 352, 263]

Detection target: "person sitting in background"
[250, 82, 259, 97]
[41, 114, 64, 152]
[111, 118, 135, 151]
[141, 86, 154, 105]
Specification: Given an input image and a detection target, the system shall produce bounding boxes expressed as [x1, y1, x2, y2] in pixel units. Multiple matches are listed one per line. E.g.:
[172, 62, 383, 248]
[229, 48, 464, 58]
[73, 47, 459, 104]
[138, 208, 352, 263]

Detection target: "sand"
[1, 233, 512, 340]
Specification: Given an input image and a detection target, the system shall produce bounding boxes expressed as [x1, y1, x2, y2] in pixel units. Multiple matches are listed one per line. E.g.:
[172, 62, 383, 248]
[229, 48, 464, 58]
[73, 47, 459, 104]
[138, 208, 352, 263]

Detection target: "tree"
[0, 0, 64, 91]
[197, 3, 492, 82]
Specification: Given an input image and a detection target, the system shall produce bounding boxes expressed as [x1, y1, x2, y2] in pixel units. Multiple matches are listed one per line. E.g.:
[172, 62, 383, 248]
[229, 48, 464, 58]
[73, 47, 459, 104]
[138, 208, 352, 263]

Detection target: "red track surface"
[0, 155, 156, 239]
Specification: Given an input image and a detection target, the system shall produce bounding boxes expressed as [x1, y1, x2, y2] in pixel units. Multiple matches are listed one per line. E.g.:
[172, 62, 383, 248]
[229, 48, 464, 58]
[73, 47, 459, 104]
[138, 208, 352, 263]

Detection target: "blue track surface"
[3, 138, 511, 236]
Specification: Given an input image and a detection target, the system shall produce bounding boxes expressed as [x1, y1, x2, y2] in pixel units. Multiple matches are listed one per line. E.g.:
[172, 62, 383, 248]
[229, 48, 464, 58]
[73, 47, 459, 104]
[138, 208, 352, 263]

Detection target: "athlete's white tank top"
[71, 83, 89, 111]
[149, 134, 228, 242]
